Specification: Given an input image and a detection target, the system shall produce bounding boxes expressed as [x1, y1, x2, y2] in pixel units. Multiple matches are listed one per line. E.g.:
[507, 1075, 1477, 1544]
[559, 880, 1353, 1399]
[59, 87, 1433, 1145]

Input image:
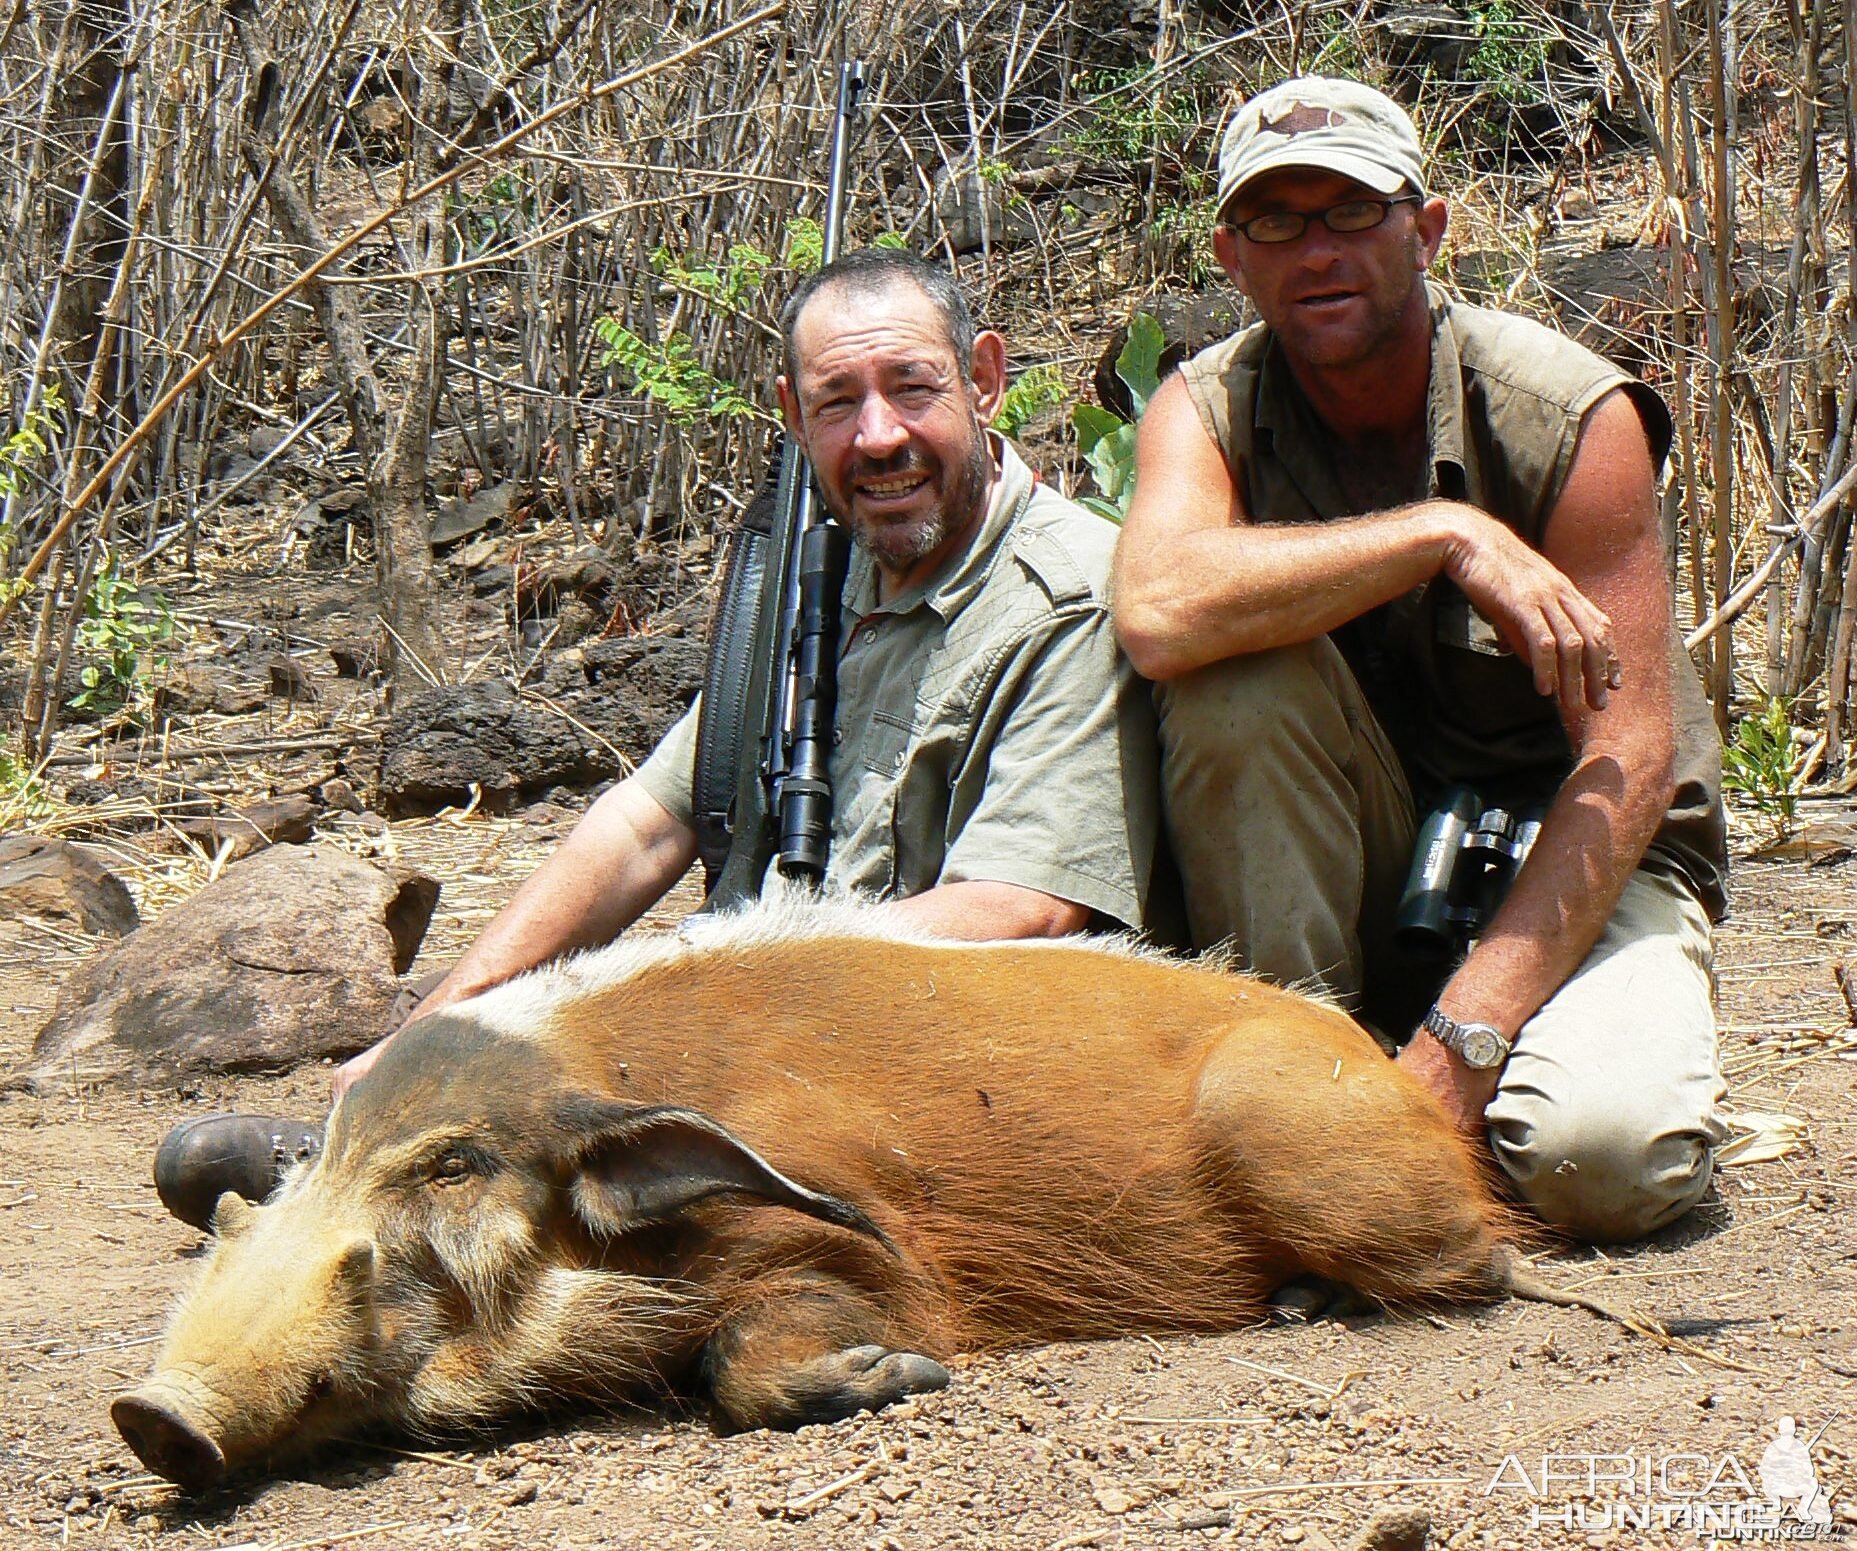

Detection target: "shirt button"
[861, 627, 877, 644]
[892, 752, 904, 770]
[833, 727, 843, 746]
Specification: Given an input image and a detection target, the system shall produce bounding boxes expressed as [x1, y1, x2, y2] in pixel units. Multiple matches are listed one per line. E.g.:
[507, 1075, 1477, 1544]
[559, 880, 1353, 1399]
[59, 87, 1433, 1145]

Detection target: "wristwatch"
[1421, 1006, 1512, 1070]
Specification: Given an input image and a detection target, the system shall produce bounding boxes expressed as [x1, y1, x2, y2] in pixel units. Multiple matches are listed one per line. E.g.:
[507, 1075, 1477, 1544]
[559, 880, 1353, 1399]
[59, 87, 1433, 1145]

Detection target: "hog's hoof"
[749, 1344, 951, 1429]
[1268, 1275, 1374, 1323]
[112, 1393, 227, 1492]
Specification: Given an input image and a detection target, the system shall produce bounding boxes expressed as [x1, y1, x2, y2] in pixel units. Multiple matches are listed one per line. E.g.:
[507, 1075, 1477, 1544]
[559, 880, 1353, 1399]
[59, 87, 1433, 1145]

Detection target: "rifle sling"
[693, 480, 778, 891]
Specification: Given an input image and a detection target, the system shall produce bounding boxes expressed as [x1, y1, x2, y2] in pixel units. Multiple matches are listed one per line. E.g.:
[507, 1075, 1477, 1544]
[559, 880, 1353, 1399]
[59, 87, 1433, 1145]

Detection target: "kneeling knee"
[1491, 1108, 1716, 1245]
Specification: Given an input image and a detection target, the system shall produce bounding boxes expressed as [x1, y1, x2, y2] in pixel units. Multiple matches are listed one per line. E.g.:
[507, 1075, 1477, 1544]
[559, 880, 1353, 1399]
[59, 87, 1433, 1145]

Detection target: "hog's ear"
[560, 1104, 893, 1252]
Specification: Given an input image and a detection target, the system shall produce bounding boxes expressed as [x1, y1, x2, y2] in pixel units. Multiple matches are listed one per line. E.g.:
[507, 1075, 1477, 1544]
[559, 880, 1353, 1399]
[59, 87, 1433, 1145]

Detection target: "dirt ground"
[1, 524, 1854, 1551]
[0, 815, 1853, 1550]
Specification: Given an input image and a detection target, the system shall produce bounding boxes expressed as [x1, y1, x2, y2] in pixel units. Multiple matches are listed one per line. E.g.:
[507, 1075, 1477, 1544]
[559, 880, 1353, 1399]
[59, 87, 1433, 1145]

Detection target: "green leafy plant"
[593, 318, 768, 426]
[653, 241, 775, 312]
[1069, 65, 1205, 169]
[780, 219, 904, 276]
[1467, 0, 1550, 106]
[991, 365, 1065, 439]
[452, 172, 539, 253]
[0, 744, 53, 826]
[0, 381, 62, 500]
[1071, 313, 1164, 522]
[784, 216, 824, 274]
[68, 552, 175, 716]
[1723, 696, 1809, 844]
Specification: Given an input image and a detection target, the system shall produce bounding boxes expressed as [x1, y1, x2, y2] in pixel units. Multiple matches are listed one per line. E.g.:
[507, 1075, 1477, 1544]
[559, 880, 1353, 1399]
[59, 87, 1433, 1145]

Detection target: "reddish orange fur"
[542, 933, 1514, 1351]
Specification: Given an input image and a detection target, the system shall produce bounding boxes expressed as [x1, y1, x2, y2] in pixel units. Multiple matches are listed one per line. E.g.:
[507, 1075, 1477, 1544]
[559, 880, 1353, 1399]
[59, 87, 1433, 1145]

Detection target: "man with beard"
[154, 248, 1166, 1226]
[1113, 78, 1727, 1243]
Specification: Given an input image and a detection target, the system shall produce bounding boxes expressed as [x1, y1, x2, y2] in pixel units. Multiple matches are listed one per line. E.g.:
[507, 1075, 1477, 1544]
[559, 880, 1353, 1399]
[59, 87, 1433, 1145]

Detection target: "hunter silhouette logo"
[1259, 103, 1349, 138]
[1761, 1416, 1836, 1528]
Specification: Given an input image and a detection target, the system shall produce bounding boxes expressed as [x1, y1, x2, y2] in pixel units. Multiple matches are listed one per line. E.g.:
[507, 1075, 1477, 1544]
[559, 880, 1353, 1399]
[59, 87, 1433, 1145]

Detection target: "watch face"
[1462, 1026, 1506, 1068]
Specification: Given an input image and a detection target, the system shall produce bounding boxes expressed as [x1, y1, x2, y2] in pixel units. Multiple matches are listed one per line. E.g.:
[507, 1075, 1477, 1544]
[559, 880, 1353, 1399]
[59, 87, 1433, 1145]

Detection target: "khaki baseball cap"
[1216, 77, 1427, 218]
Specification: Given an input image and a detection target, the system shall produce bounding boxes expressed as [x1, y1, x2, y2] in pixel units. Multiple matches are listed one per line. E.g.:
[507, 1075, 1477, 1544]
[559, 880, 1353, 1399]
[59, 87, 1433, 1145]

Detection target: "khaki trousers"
[1157, 638, 1727, 1244]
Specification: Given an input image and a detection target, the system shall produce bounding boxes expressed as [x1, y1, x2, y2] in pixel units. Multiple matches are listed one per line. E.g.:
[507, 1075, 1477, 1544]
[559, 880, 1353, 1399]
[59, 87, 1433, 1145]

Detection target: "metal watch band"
[1421, 1006, 1512, 1069]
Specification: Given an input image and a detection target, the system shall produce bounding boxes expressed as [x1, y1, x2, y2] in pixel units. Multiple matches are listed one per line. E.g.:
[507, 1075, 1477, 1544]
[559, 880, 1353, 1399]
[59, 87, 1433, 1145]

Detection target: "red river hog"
[114, 898, 1574, 1490]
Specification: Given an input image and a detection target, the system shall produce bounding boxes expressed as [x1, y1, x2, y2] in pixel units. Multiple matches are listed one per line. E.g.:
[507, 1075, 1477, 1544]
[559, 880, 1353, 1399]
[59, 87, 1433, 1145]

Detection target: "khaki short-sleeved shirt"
[636, 436, 1164, 929]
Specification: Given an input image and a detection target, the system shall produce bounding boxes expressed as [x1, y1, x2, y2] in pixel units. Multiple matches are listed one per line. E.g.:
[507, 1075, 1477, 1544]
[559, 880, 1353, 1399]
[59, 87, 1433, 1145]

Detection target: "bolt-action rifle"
[692, 60, 866, 909]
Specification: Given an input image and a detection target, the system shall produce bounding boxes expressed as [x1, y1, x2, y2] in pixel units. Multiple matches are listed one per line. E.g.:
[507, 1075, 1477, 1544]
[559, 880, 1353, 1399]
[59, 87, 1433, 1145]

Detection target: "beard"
[825, 422, 993, 572]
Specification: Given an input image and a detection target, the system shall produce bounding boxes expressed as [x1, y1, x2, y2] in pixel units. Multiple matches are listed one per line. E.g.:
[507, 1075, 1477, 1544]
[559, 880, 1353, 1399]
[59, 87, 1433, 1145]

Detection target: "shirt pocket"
[857, 708, 914, 777]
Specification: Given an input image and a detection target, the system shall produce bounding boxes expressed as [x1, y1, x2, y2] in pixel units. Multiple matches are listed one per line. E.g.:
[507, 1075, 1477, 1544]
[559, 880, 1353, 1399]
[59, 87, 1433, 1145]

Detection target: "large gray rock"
[377, 680, 616, 816]
[12, 844, 437, 1092]
[378, 637, 703, 815]
[0, 836, 139, 936]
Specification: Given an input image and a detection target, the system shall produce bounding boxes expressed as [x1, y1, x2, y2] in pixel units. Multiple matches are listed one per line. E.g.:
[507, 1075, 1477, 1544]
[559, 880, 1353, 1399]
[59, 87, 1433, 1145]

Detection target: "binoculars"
[1395, 785, 1545, 959]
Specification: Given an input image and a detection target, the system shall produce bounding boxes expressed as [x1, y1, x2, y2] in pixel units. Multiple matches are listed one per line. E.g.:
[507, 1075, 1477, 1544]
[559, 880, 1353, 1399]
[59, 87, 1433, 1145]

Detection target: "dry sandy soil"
[0, 526, 1852, 1551]
[0, 811, 1853, 1551]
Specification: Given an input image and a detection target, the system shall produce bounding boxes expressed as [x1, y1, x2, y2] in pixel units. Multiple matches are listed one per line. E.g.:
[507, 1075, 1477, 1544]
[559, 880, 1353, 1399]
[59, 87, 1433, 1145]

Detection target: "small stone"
[503, 1480, 539, 1506]
[269, 653, 318, 703]
[1093, 1485, 1134, 1515]
[321, 778, 364, 813]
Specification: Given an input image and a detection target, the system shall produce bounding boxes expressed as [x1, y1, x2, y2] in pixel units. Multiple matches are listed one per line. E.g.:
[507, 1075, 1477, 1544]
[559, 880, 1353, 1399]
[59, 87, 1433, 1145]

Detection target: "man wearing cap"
[1114, 77, 1728, 1244]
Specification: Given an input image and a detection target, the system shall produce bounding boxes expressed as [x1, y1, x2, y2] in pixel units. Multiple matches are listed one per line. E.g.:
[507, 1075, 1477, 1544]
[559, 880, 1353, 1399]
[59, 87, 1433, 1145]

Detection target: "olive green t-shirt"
[1178, 287, 1727, 919]
[638, 437, 1165, 930]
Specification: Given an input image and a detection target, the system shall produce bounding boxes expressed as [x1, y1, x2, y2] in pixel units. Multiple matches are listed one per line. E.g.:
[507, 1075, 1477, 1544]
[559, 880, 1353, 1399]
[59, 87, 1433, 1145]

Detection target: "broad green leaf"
[1115, 312, 1166, 418]
[1083, 421, 1138, 508]
[1072, 403, 1124, 457]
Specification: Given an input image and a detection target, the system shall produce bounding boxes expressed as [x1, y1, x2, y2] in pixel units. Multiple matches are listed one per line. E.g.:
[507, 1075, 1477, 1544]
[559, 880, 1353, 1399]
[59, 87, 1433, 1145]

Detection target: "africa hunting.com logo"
[1481, 1415, 1844, 1540]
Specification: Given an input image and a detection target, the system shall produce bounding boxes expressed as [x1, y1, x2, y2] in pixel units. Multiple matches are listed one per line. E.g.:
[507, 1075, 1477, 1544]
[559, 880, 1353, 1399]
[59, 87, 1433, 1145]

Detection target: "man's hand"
[332, 1039, 387, 1101]
[1397, 1028, 1500, 1136]
[1438, 507, 1620, 722]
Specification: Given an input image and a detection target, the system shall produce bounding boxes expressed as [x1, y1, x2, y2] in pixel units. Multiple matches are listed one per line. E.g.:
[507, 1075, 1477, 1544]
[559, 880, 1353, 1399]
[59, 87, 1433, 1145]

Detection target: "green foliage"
[1723, 697, 1808, 844]
[784, 217, 824, 274]
[1467, 1, 1550, 105]
[1151, 190, 1219, 287]
[1303, 12, 1367, 77]
[1070, 65, 1204, 168]
[780, 219, 904, 276]
[0, 381, 62, 500]
[68, 553, 174, 717]
[653, 241, 775, 312]
[1072, 313, 1164, 523]
[453, 172, 537, 252]
[0, 745, 52, 827]
[593, 317, 765, 425]
[991, 365, 1065, 438]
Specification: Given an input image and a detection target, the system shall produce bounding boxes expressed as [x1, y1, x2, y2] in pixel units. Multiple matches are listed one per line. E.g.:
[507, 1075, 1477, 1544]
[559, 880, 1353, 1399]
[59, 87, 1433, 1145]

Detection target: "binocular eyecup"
[1395, 785, 1544, 960]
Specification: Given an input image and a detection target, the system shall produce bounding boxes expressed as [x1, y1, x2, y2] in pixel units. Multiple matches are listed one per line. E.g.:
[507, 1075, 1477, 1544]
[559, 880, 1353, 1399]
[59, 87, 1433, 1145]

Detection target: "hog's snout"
[112, 1390, 227, 1492]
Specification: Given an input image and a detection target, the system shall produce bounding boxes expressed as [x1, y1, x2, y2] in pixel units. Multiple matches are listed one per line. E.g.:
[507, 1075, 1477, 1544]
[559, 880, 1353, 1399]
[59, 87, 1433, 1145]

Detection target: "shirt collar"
[844, 431, 1028, 621]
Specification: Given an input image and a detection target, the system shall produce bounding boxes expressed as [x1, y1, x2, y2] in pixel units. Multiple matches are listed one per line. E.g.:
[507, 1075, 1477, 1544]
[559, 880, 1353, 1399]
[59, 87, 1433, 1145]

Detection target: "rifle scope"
[774, 59, 865, 882]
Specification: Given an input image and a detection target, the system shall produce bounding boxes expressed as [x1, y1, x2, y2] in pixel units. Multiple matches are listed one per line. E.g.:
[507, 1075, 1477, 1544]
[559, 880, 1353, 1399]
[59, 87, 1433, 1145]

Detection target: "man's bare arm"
[878, 879, 1091, 940]
[1398, 389, 1677, 1128]
[332, 777, 697, 1096]
[1114, 376, 1618, 722]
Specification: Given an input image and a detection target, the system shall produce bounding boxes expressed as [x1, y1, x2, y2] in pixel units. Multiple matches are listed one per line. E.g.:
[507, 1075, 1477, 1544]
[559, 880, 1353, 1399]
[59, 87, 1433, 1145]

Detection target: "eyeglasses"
[1225, 195, 1422, 245]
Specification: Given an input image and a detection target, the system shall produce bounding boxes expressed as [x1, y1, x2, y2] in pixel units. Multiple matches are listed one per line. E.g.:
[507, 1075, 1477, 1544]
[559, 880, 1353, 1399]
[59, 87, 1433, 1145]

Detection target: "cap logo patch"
[1260, 104, 1349, 138]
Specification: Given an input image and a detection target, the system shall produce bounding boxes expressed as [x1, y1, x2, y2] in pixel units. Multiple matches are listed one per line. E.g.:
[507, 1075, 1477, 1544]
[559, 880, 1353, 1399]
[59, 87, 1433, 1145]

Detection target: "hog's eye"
[431, 1151, 475, 1185]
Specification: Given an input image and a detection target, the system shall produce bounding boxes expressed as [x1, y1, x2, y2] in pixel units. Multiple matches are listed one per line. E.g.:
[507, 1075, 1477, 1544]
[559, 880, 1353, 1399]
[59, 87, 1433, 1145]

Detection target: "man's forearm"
[409, 780, 697, 1022]
[1436, 740, 1673, 1038]
[1118, 503, 1457, 679]
[878, 879, 1090, 941]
